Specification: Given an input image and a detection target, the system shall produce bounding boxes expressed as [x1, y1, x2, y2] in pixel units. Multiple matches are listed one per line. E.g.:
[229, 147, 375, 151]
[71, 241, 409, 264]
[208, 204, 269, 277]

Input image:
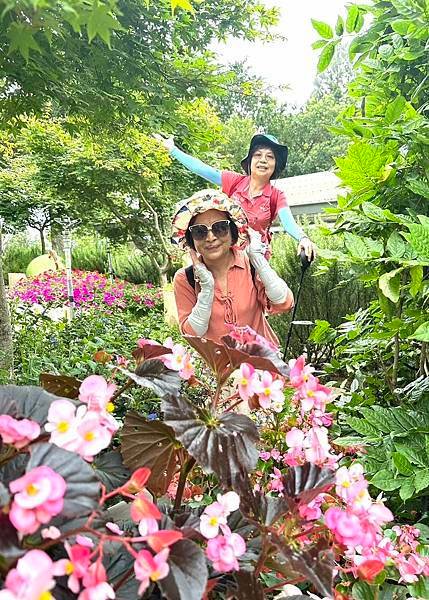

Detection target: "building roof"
[273, 171, 343, 215]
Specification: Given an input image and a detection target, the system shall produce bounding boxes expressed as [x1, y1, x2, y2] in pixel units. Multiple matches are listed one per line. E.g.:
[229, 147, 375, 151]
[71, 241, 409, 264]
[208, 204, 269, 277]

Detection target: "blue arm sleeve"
[170, 147, 222, 186]
[278, 206, 306, 242]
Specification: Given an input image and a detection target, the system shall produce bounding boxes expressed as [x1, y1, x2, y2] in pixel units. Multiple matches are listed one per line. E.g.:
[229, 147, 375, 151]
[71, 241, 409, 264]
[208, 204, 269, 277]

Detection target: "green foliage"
[2, 235, 40, 280]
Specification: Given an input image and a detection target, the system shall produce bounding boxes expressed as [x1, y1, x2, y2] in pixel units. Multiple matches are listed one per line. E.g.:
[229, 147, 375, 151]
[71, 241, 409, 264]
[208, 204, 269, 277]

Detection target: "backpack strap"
[184, 264, 256, 290]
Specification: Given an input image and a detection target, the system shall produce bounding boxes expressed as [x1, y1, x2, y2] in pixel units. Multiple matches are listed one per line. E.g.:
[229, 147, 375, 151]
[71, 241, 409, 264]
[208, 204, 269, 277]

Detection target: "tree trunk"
[39, 228, 46, 254]
[0, 229, 14, 381]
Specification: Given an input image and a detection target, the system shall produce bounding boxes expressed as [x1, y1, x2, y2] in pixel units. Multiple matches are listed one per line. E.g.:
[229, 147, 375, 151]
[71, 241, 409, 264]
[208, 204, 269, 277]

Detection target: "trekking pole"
[282, 249, 312, 362]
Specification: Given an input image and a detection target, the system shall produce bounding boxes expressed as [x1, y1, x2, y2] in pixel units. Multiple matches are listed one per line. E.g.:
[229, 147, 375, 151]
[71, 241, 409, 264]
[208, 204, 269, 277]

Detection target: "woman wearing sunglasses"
[171, 189, 294, 346]
[156, 132, 316, 261]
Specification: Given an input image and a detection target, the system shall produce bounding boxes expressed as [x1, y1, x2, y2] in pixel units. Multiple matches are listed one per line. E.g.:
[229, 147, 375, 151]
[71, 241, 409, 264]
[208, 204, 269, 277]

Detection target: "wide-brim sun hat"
[171, 188, 249, 249]
[240, 133, 288, 177]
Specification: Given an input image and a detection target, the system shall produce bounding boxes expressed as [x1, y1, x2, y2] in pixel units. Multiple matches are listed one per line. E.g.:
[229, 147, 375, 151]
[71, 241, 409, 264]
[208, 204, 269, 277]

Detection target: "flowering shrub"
[10, 269, 162, 315]
[0, 328, 428, 599]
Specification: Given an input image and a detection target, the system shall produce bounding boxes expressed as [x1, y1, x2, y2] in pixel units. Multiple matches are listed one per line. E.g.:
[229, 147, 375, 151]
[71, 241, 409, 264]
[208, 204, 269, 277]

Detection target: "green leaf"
[405, 223, 429, 260]
[409, 322, 429, 342]
[410, 265, 423, 297]
[345, 416, 380, 438]
[7, 22, 41, 61]
[360, 407, 393, 433]
[378, 269, 402, 303]
[311, 19, 334, 39]
[361, 201, 388, 222]
[335, 142, 391, 195]
[415, 469, 429, 493]
[87, 3, 124, 47]
[346, 5, 360, 33]
[391, 19, 412, 34]
[385, 96, 406, 124]
[334, 436, 369, 447]
[171, 0, 195, 13]
[399, 477, 415, 501]
[371, 470, 402, 491]
[407, 576, 429, 600]
[344, 232, 370, 260]
[395, 443, 426, 467]
[392, 452, 414, 475]
[406, 178, 429, 199]
[352, 580, 378, 600]
[335, 16, 344, 36]
[386, 232, 407, 259]
[158, 539, 207, 600]
[317, 42, 336, 73]
[312, 39, 327, 49]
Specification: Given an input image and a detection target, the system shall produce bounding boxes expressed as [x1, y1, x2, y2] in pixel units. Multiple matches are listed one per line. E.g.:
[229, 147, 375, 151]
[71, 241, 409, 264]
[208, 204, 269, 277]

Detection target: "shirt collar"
[242, 177, 272, 200]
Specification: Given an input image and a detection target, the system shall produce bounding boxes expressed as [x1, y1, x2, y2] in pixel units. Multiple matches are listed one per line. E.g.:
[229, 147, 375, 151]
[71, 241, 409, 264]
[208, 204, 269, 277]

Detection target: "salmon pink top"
[173, 249, 294, 347]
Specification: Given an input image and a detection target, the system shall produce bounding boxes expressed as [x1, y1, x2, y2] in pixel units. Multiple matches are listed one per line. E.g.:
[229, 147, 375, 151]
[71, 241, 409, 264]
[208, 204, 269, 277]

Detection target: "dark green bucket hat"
[240, 133, 288, 178]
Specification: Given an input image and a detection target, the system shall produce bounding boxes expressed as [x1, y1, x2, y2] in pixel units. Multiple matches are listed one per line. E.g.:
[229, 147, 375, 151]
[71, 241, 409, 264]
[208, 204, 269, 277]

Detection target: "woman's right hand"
[189, 249, 214, 290]
[153, 134, 175, 152]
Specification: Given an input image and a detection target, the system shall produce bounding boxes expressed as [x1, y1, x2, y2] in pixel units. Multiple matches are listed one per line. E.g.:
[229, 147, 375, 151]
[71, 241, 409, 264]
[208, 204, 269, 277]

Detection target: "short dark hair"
[185, 213, 239, 250]
[249, 144, 282, 179]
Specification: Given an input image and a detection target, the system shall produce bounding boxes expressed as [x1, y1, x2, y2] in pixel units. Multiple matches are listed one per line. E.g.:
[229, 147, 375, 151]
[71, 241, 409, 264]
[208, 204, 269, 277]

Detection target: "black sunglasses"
[188, 220, 231, 241]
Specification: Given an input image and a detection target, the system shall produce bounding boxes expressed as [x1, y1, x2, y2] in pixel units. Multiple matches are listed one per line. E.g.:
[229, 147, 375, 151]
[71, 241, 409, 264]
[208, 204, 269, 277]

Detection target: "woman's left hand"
[298, 236, 316, 262]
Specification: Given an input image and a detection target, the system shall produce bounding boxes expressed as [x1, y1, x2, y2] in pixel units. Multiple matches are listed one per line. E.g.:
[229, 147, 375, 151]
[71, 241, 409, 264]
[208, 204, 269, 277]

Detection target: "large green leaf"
[394, 443, 426, 468]
[399, 477, 415, 501]
[410, 265, 423, 297]
[360, 407, 392, 433]
[118, 359, 181, 398]
[392, 452, 413, 476]
[335, 142, 391, 195]
[378, 269, 402, 303]
[371, 470, 402, 491]
[86, 3, 124, 47]
[409, 321, 429, 342]
[317, 42, 336, 73]
[346, 5, 360, 32]
[344, 232, 370, 260]
[161, 394, 259, 487]
[121, 412, 181, 495]
[385, 96, 406, 124]
[27, 443, 100, 519]
[405, 223, 429, 261]
[345, 416, 380, 438]
[415, 468, 429, 493]
[386, 232, 407, 259]
[158, 539, 208, 600]
[352, 581, 378, 600]
[406, 178, 429, 199]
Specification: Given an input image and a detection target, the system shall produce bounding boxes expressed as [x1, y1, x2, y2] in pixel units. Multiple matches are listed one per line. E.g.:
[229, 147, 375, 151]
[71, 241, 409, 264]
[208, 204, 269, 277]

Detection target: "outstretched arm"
[154, 135, 222, 186]
[278, 206, 316, 261]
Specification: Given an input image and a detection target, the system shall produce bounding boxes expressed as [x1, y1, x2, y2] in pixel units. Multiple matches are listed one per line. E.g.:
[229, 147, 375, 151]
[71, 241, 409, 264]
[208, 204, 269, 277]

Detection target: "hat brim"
[241, 134, 288, 176]
[171, 189, 249, 250]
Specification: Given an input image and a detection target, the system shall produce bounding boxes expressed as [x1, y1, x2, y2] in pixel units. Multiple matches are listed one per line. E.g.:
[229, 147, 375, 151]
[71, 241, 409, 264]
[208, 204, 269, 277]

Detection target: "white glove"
[153, 134, 175, 152]
[187, 262, 215, 336]
[247, 229, 290, 305]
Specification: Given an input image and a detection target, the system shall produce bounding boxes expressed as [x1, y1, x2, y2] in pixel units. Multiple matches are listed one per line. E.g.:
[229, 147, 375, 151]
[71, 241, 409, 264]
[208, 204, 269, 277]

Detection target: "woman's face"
[250, 146, 276, 179]
[190, 209, 233, 262]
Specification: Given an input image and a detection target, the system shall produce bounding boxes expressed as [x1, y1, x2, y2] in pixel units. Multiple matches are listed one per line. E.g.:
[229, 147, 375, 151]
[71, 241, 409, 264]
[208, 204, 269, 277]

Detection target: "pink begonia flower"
[41, 526, 61, 540]
[199, 491, 240, 539]
[76, 535, 94, 548]
[106, 522, 124, 535]
[393, 524, 421, 551]
[284, 427, 305, 467]
[297, 376, 331, 413]
[303, 427, 333, 466]
[0, 549, 66, 600]
[0, 415, 40, 449]
[309, 410, 334, 428]
[138, 517, 159, 536]
[78, 375, 116, 413]
[270, 449, 281, 461]
[255, 371, 284, 410]
[288, 355, 314, 387]
[299, 493, 324, 521]
[62, 542, 92, 594]
[396, 553, 428, 583]
[259, 451, 271, 461]
[134, 548, 170, 595]
[325, 507, 364, 547]
[45, 399, 83, 451]
[335, 464, 367, 503]
[286, 427, 305, 449]
[75, 412, 115, 462]
[227, 324, 278, 352]
[79, 562, 115, 600]
[236, 363, 259, 402]
[268, 467, 284, 493]
[130, 492, 161, 523]
[162, 337, 194, 380]
[9, 466, 66, 535]
[206, 528, 246, 573]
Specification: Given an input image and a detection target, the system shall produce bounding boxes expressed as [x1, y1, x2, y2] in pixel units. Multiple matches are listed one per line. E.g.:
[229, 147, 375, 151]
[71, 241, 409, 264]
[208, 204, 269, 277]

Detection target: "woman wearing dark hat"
[155, 132, 316, 260]
[171, 189, 294, 346]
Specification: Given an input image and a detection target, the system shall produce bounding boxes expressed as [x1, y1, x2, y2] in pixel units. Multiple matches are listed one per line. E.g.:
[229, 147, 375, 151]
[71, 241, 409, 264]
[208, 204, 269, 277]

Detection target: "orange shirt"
[173, 250, 294, 347]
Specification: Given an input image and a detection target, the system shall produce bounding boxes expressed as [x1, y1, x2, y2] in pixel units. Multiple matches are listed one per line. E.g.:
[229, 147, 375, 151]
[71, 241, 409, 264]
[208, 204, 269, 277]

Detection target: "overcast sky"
[214, 0, 349, 106]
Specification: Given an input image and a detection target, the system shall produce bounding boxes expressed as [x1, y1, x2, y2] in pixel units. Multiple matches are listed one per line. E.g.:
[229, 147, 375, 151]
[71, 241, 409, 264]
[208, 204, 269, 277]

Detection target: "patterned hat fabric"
[171, 189, 249, 249]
